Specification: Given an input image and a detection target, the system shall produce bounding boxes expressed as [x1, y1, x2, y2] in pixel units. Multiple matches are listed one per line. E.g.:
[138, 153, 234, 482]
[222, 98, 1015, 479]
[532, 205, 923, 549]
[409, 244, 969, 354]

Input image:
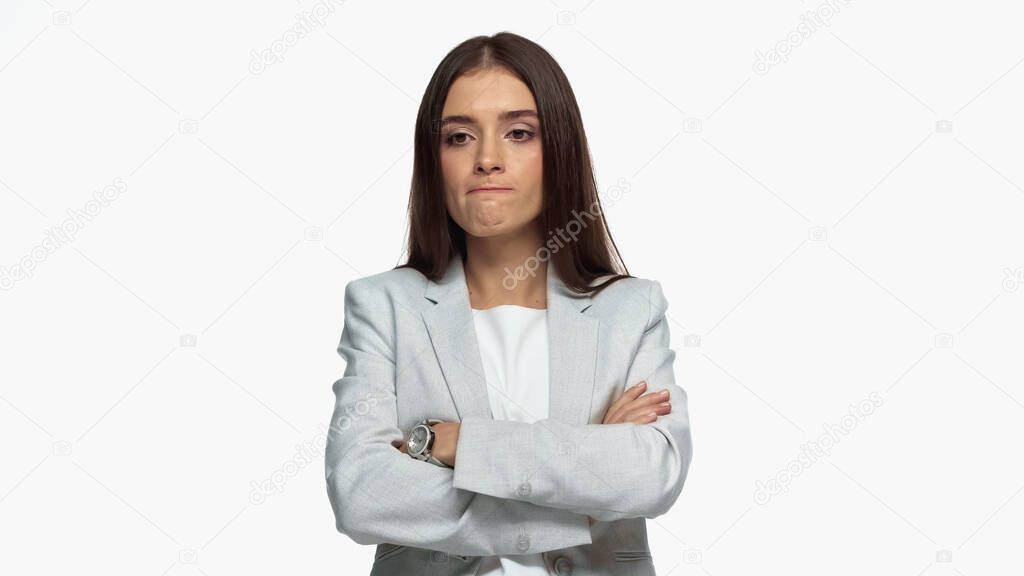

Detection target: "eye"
[508, 128, 535, 143]
[445, 132, 471, 146]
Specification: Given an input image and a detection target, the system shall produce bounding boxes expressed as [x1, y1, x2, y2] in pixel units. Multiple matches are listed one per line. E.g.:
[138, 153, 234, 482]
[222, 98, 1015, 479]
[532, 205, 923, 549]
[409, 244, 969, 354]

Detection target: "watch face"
[409, 426, 428, 453]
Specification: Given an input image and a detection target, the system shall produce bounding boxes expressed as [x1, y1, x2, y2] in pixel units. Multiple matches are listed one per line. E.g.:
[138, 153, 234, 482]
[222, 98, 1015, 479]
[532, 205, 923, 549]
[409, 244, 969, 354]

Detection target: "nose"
[474, 136, 504, 175]
[475, 162, 503, 176]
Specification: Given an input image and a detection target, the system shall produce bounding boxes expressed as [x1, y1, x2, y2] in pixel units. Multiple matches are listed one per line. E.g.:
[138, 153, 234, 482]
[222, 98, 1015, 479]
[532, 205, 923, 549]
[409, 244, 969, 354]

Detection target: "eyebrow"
[439, 109, 539, 128]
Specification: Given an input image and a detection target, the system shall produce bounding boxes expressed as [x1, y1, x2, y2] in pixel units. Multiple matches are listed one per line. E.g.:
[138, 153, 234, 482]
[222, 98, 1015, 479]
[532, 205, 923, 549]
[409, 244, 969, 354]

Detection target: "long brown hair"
[396, 31, 631, 296]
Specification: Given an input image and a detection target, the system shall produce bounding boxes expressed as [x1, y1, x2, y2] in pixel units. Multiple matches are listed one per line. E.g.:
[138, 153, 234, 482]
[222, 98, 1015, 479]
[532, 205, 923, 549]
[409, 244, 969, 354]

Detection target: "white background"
[1, 0, 1022, 574]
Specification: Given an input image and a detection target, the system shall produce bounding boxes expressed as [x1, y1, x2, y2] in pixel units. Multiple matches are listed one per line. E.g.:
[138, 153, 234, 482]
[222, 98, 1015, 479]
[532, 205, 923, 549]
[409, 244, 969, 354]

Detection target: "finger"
[629, 388, 672, 408]
[606, 383, 669, 424]
[603, 380, 648, 423]
[608, 389, 670, 423]
[606, 380, 647, 418]
[620, 401, 671, 424]
[626, 409, 662, 426]
[608, 395, 666, 425]
[635, 411, 659, 425]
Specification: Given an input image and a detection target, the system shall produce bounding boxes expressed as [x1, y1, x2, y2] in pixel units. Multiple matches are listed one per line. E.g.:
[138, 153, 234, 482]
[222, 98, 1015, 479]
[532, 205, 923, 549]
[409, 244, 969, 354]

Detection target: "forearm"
[327, 439, 592, 555]
[452, 412, 691, 522]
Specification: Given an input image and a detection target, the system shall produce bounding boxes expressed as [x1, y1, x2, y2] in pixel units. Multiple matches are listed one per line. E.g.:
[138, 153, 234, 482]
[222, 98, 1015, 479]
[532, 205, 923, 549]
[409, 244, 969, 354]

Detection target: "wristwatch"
[406, 418, 449, 467]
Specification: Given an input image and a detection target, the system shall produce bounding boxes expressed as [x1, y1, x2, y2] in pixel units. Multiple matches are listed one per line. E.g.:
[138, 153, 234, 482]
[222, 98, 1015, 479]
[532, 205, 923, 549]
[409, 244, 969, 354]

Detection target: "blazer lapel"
[546, 264, 600, 426]
[422, 256, 492, 422]
[421, 256, 600, 425]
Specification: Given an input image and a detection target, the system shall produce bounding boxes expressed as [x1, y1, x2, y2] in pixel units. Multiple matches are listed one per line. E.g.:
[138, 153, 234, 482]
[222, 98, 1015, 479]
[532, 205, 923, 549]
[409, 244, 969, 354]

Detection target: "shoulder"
[343, 265, 429, 311]
[587, 275, 669, 330]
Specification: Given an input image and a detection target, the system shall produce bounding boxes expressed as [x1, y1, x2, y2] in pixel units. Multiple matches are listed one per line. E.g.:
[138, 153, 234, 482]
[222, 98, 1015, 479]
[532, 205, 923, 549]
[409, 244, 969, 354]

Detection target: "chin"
[467, 225, 511, 238]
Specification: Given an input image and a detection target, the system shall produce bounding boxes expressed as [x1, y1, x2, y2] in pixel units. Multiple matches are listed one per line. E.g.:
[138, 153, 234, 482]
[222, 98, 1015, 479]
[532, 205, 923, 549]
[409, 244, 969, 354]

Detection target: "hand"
[395, 421, 460, 467]
[594, 380, 670, 527]
[429, 421, 459, 467]
[601, 380, 671, 425]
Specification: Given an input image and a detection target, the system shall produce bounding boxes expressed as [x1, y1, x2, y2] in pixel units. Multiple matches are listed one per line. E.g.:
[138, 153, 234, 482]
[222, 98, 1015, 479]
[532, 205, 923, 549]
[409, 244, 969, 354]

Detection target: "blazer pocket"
[614, 549, 653, 562]
[374, 543, 410, 562]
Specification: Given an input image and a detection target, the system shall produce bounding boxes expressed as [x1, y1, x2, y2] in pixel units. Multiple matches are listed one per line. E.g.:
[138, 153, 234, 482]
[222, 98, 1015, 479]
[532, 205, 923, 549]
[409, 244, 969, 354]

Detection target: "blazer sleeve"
[452, 279, 693, 523]
[324, 278, 593, 556]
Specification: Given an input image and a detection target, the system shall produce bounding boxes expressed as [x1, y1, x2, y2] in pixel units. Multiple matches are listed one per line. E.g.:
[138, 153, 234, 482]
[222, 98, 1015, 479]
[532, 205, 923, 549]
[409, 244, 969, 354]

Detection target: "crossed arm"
[324, 278, 692, 555]
[451, 280, 692, 522]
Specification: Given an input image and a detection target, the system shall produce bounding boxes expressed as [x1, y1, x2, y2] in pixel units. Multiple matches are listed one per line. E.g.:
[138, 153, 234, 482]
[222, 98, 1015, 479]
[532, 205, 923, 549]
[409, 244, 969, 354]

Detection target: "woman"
[325, 31, 693, 576]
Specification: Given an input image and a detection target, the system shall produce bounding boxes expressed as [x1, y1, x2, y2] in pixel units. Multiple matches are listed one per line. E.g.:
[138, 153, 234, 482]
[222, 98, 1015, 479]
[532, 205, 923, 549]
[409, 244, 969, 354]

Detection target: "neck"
[464, 220, 548, 310]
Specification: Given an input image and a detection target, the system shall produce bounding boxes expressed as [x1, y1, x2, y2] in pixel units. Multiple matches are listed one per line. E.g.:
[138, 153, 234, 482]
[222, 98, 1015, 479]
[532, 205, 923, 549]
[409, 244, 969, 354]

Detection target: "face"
[439, 68, 543, 238]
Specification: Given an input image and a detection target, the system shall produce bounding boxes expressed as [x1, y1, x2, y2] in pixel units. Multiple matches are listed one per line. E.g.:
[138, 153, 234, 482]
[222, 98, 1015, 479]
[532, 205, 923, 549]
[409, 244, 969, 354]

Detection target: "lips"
[468, 187, 512, 194]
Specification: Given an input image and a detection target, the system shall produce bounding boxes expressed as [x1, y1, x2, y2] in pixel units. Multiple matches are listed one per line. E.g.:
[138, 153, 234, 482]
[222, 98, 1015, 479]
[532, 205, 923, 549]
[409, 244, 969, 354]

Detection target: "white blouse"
[471, 304, 552, 576]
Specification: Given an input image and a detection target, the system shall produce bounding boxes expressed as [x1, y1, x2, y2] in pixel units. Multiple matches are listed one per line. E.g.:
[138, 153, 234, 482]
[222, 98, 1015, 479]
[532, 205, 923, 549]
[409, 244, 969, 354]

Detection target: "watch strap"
[422, 419, 446, 467]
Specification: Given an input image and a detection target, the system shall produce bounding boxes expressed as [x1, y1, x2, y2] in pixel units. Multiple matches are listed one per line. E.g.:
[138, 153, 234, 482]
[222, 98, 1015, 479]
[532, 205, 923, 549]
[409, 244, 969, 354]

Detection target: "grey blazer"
[324, 255, 693, 576]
